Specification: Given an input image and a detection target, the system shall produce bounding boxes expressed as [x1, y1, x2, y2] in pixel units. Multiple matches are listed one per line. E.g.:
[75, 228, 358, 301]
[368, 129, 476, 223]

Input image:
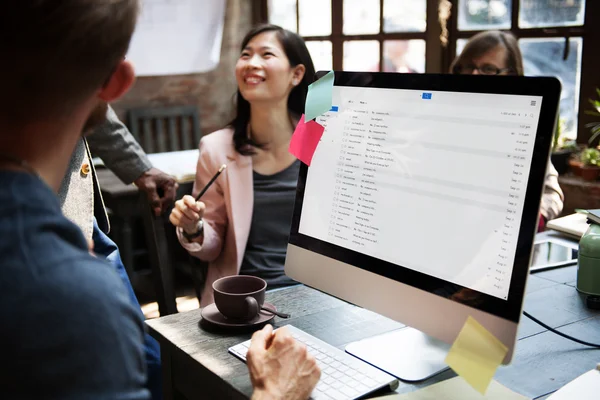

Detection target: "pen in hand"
[195, 164, 227, 201]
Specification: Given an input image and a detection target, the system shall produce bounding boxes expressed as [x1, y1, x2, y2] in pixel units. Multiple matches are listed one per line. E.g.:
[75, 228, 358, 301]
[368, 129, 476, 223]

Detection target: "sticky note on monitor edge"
[289, 114, 325, 166]
[445, 316, 508, 395]
[305, 70, 335, 121]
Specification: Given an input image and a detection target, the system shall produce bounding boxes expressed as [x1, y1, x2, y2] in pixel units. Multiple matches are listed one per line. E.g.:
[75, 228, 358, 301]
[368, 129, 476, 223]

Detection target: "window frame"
[445, 0, 596, 144]
[259, 0, 600, 143]
[263, 0, 441, 73]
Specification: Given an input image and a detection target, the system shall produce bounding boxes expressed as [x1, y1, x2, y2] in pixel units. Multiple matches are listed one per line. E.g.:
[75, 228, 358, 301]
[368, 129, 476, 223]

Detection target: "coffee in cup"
[213, 275, 266, 321]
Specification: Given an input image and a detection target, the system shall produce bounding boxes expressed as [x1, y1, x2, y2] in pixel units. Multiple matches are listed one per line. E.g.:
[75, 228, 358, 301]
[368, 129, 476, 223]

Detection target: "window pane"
[306, 41, 333, 71]
[456, 39, 468, 57]
[458, 0, 512, 31]
[382, 40, 426, 73]
[520, 0, 585, 28]
[268, 0, 297, 33]
[343, 41, 380, 72]
[383, 0, 426, 32]
[520, 38, 583, 139]
[299, 0, 332, 36]
[343, 0, 380, 35]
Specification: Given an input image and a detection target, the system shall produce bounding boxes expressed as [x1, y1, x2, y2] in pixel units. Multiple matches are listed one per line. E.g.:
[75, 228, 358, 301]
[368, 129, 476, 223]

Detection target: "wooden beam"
[577, 0, 600, 145]
[252, 0, 268, 25]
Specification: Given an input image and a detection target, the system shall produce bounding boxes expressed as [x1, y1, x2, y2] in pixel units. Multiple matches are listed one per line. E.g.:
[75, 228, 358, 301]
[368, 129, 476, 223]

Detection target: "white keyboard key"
[324, 388, 347, 400]
[340, 386, 360, 398]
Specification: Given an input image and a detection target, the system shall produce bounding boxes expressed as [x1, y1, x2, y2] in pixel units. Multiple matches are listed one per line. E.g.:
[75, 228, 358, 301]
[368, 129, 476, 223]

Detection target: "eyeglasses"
[452, 64, 513, 75]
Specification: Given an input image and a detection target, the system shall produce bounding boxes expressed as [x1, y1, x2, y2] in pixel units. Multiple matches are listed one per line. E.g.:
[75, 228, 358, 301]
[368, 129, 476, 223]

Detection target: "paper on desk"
[305, 70, 334, 121]
[146, 150, 199, 183]
[547, 366, 600, 400]
[444, 316, 508, 395]
[377, 377, 530, 400]
[546, 213, 589, 239]
[289, 115, 325, 166]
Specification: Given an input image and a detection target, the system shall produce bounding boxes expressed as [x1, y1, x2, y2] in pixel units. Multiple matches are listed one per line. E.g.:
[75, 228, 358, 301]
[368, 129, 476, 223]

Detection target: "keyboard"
[228, 324, 399, 400]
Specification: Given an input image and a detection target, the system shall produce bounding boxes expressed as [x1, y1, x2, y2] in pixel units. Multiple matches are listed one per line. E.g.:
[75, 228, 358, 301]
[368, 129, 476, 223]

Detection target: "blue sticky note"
[330, 106, 339, 112]
[422, 92, 432, 100]
[305, 71, 335, 121]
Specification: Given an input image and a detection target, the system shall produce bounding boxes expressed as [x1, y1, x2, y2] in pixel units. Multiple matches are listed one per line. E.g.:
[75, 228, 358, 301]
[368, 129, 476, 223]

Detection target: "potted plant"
[568, 88, 600, 178]
[585, 88, 600, 148]
[579, 148, 600, 181]
[551, 116, 578, 174]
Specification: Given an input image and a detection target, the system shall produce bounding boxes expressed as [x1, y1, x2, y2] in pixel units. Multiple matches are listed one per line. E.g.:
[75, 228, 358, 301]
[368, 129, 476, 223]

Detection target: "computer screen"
[286, 73, 560, 353]
[299, 87, 541, 301]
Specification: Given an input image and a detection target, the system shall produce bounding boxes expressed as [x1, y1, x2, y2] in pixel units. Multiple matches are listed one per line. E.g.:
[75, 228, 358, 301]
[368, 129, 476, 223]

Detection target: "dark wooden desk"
[148, 257, 600, 400]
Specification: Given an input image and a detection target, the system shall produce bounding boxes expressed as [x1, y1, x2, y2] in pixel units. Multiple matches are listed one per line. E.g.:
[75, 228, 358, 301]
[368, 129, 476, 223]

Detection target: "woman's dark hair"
[450, 31, 524, 76]
[230, 24, 316, 155]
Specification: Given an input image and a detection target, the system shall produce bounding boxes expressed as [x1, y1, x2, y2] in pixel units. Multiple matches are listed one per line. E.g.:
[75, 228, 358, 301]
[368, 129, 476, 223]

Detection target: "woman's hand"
[169, 195, 206, 234]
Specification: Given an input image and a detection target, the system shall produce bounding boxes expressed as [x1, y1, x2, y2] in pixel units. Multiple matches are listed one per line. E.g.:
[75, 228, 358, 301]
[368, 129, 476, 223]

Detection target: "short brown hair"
[0, 0, 139, 122]
[450, 31, 524, 76]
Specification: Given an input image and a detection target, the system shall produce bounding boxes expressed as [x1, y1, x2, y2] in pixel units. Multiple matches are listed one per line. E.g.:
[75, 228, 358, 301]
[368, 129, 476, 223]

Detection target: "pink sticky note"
[289, 114, 325, 166]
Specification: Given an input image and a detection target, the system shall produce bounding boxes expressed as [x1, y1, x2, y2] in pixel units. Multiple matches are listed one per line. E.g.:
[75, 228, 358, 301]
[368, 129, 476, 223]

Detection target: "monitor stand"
[345, 327, 450, 382]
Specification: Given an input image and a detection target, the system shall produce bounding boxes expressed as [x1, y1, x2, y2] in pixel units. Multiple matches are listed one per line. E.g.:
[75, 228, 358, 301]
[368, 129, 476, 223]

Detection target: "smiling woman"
[169, 24, 316, 306]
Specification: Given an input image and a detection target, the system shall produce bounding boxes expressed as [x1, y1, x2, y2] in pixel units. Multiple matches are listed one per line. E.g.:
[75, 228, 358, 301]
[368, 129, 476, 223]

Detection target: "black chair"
[127, 105, 201, 153]
[139, 195, 177, 316]
[139, 193, 209, 316]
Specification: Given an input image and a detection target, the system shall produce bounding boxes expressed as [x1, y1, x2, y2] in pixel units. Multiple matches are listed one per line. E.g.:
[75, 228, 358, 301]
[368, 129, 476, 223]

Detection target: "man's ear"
[98, 60, 135, 102]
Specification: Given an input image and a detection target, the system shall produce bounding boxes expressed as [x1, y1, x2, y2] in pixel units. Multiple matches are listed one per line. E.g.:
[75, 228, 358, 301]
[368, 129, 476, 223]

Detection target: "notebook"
[575, 209, 600, 225]
[546, 213, 590, 239]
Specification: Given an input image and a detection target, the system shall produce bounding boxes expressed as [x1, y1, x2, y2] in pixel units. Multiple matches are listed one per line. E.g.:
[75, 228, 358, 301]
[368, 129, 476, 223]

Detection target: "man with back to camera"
[61, 102, 180, 400]
[0, 1, 320, 399]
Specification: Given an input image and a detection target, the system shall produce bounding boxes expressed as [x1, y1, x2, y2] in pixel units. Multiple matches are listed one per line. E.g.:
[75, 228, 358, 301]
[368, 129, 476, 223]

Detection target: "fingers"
[158, 178, 179, 214]
[169, 195, 207, 231]
[250, 324, 274, 351]
[270, 326, 293, 349]
[144, 184, 161, 215]
[182, 195, 202, 213]
[247, 324, 274, 362]
[177, 197, 205, 219]
[169, 208, 197, 230]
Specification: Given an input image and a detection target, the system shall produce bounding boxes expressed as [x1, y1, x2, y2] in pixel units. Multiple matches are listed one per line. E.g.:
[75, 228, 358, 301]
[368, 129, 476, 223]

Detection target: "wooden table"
[147, 235, 600, 400]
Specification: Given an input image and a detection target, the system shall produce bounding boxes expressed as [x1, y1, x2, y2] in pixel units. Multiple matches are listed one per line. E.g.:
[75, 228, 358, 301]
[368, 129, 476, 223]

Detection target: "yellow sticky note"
[445, 316, 508, 395]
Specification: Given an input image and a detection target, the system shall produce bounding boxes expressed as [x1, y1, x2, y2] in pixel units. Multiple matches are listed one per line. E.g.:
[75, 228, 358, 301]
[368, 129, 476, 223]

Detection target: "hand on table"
[169, 195, 206, 235]
[248, 325, 321, 400]
[134, 167, 179, 216]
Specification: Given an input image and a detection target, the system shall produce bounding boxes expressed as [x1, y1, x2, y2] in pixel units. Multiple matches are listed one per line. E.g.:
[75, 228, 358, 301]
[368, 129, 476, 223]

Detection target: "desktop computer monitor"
[285, 71, 561, 380]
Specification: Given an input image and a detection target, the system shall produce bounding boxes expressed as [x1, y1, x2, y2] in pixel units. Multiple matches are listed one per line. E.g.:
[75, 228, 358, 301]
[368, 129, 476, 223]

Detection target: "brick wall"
[112, 0, 252, 137]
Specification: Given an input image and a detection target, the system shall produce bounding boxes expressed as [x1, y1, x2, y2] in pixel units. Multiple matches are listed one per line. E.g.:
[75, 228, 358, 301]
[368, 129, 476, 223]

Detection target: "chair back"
[128, 106, 201, 153]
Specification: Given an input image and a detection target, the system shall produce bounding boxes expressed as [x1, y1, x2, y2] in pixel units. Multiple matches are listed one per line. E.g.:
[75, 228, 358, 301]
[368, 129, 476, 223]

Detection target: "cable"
[523, 310, 600, 348]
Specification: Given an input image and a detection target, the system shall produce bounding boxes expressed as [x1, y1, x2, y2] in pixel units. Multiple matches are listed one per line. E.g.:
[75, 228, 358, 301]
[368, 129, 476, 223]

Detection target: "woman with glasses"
[451, 30, 564, 228]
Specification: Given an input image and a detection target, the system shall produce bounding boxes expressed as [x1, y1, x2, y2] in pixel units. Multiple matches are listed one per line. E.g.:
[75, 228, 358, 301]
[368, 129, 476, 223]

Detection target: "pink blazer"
[176, 128, 253, 307]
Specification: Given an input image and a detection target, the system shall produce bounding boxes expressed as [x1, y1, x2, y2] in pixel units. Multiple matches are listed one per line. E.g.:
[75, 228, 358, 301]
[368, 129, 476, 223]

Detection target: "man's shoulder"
[0, 254, 149, 399]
